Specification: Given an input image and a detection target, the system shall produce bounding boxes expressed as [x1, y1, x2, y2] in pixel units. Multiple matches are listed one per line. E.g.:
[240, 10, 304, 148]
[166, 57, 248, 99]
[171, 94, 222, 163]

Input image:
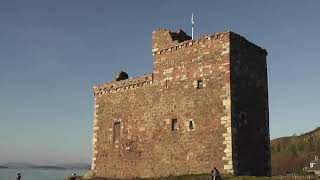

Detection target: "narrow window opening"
[257, 127, 264, 134]
[113, 122, 121, 143]
[197, 80, 203, 89]
[165, 79, 168, 89]
[239, 112, 247, 124]
[189, 121, 194, 130]
[171, 119, 178, 131]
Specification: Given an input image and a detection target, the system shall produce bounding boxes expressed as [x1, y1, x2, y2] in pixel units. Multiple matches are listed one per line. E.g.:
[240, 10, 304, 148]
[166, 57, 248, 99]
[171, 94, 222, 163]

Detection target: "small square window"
[171, 119, 178, 131]
[197, 80, 203, 89]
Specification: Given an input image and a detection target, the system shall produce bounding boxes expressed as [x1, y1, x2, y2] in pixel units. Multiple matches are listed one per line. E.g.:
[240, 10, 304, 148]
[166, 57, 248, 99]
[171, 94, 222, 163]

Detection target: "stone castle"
[91, 29, 271, 178]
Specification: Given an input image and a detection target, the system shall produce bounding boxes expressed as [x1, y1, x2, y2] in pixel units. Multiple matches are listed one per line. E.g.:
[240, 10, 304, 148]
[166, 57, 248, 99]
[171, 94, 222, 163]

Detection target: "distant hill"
[1, 162, 90, 170]
[0, 166, 8, 169]
[30, 165, 66, 170]
[55, 163, 90, 169]
[271, 127, 320, 175]
[2, 162, 36, 169]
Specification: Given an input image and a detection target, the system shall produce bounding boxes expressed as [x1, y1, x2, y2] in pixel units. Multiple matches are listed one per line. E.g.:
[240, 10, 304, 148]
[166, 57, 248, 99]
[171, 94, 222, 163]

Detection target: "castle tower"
[91, 29, 270, 178]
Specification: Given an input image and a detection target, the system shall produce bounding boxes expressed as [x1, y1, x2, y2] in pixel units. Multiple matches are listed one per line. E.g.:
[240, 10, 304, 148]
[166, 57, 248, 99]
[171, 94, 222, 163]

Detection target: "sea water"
[0, 168, 88, 180]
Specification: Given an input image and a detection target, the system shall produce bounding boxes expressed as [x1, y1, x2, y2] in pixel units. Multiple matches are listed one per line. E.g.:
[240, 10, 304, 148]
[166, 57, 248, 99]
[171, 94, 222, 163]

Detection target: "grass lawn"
[77, 174, 281, 180]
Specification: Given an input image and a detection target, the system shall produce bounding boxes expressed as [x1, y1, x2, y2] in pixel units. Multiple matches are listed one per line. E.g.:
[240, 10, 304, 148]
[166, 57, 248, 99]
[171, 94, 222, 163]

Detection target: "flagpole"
[191, 13, 194, 40]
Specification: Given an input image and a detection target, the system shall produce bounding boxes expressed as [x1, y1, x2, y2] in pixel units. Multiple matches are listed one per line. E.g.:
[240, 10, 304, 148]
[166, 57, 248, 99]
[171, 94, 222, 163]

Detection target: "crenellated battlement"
[152, 29, 191, 52]
[152, 31, 267, 56]
[93, 74, 153, 96]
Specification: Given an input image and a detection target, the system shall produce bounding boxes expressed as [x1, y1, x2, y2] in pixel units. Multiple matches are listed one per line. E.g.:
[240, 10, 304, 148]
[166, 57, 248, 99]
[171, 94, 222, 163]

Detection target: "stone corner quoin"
[90, 28, 271, 179]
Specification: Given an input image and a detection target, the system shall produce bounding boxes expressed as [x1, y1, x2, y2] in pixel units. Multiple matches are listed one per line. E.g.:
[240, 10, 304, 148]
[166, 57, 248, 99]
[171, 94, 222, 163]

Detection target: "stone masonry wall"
[229, 33, 271, 176]
[91, 29, 270, 178]
[91, 30, 232, 178]
[152, 31, 233, 174]
[151, 29, 192, 53]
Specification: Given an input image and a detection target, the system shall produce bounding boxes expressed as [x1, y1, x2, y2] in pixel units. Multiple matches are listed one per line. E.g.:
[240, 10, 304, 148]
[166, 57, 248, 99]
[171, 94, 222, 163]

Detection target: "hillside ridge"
[271, 127, 320, 175]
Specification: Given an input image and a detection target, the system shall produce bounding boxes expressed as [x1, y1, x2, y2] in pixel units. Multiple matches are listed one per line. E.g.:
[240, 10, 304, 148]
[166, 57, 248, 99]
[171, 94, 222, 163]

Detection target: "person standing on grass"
[211, 167, 221, 180]
[16, 173, 21, 180]
[211, 168, 216, 180]
[70, 173, 76, 180]
[215, 167, 221, 180]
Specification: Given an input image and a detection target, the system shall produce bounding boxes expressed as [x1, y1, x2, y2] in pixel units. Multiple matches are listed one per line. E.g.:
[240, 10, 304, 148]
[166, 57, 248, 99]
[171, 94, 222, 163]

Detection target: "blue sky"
[0, 0, 319, 165]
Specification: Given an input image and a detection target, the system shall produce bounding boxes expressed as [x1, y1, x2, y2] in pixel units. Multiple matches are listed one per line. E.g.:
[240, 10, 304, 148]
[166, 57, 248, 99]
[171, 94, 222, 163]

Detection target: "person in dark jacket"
[70, 173, 76, 180]
[16, 173, 21, 180]
[211, 167, 221, 180]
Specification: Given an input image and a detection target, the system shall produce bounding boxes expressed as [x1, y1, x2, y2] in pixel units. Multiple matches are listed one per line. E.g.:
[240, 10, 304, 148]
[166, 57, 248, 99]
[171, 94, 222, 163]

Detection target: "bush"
[83, 170, 96, 179]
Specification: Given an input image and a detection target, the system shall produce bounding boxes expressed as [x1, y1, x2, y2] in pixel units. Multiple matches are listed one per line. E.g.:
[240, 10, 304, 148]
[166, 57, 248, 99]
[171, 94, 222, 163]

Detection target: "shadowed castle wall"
[229, 33, 270, 176]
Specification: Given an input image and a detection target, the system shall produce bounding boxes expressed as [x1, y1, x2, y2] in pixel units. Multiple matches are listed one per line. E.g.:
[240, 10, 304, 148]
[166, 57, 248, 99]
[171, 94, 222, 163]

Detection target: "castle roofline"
[152, 31, 267, 56]
[93, 74, 153, 96]
[93, 30, 267, 96]
[229, 31, 268, 55]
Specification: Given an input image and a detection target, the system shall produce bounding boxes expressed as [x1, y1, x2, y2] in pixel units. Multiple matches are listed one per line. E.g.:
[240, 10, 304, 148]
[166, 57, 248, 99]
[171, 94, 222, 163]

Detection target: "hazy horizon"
[1, 0, 319, 164]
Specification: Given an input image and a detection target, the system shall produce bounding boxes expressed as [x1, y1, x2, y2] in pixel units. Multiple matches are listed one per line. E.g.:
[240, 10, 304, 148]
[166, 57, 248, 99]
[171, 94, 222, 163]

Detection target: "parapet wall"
[93, 74, 153, 96]
[152, 29, 191, 52]
[93, 30, 267, 97]
[152, 30, 267, 56]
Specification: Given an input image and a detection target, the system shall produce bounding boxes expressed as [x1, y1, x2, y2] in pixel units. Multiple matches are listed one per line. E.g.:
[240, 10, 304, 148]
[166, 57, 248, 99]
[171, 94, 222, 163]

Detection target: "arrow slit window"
[113, 122, 121, 143]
